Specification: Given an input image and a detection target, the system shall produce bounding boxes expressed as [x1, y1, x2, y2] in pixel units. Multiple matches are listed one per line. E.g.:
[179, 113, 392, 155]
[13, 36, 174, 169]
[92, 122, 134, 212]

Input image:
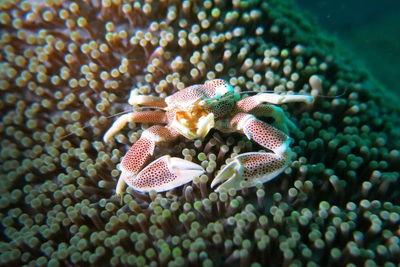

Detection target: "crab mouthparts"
[196, 113, 215, 137]
[173, 107, 215, 139]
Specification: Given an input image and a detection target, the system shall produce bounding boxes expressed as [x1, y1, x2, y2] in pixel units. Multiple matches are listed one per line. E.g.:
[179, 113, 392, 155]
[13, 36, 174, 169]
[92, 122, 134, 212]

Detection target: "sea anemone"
[0, 0, 399, 266]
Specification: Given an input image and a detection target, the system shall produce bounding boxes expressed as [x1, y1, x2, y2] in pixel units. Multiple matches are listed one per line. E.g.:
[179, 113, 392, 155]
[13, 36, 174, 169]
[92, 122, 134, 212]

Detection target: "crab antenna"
[313, 87, 349, 99]
[238, 87, 348, 99]
[140, 106, 167, 110]
[239, 90, 275, 95]
[105, 109, 134, 119]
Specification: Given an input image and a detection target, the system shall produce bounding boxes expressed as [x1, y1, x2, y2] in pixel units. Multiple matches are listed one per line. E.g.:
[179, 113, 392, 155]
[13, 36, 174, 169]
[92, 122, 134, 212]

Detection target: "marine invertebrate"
[0, 0, 399, 266]
[104, 78, 312, 193]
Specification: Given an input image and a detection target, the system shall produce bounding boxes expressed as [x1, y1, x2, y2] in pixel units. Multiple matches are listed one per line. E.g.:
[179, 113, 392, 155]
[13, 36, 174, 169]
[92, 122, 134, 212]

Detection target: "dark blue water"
[296, 0, 400, 96]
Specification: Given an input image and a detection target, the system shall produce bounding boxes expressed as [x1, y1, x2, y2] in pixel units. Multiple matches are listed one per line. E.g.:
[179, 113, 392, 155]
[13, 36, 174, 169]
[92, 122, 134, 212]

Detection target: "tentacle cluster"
[0, 0, 399, 266]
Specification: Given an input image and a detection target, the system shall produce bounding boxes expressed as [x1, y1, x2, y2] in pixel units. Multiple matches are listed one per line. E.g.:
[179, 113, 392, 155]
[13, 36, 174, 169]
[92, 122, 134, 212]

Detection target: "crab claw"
[123, 155, 205, 192]
[211, 152, 290, 192]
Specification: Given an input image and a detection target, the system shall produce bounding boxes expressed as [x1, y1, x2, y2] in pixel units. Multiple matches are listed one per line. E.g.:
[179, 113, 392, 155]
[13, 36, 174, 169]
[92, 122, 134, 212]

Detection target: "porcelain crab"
[103, 79, 312, 195]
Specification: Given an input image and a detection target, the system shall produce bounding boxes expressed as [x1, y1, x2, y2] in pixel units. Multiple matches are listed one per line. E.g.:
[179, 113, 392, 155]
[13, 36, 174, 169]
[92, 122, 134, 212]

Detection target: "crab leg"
[211, 113, 292, 192]
[236, 92, 312, 134]
[128, 94, 167, 107]
[103, 111, 167, 143]
[117, 125, 204, 194]
[236, 98, 296, 134]
[250, 93, 313, 105]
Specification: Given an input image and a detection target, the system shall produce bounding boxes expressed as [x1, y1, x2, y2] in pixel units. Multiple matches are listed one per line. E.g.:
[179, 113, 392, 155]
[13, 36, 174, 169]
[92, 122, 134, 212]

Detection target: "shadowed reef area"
[0, 0, 399, 266]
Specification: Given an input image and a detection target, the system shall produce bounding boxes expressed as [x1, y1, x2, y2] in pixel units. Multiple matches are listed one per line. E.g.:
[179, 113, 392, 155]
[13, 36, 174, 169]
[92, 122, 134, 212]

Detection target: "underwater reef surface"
[0, 0, 399, 266]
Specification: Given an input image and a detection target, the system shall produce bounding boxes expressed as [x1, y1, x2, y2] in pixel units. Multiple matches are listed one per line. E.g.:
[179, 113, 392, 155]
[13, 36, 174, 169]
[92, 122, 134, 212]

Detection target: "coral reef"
[0, 0, 399, 266]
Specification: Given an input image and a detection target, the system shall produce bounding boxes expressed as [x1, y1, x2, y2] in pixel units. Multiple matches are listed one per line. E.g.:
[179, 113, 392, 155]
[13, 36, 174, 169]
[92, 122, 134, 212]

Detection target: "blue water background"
[295, 0, 400, 97]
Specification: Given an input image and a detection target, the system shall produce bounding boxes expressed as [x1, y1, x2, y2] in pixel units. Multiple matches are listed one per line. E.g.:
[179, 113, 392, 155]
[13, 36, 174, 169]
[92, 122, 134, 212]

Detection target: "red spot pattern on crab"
[121, 125, 178, 175]
[236, 97, 275, 115]
[166, 85, 206, 106]
[203, 79, 230, 96]
[129, 157, 177, 189]
[229, 113, 248, 128]
[245, 119, 288, 153]
[240, 153, 286, 180]
[121, 138, 155, 174]
[129, 111, 168, 124]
